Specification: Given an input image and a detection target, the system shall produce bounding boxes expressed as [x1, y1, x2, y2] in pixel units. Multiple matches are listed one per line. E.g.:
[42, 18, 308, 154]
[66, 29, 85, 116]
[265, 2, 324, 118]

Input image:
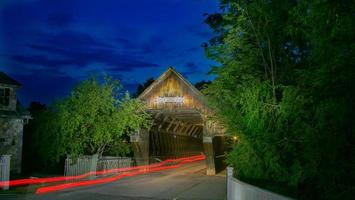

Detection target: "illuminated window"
[0, 88, 10, 106]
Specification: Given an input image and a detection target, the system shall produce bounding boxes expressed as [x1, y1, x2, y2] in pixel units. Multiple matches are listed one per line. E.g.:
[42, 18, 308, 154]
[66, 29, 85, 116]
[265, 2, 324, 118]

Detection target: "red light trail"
[35, 155, 205, 194]
[0, 155, 205, 193]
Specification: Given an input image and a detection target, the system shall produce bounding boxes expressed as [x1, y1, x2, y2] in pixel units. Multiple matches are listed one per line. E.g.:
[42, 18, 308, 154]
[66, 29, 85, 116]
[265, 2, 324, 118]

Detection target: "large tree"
[22, 102, 47, 173]
[32, 76, 152, 165]
[194, 80, 211, 91]
[204, 0, 354, 199]
[133, 77, 155, 97]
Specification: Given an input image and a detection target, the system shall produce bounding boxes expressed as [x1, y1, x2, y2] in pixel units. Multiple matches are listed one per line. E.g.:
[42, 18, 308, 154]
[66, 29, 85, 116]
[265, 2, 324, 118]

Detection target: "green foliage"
[205, 0, 354, 199]
[133, 77, 155, 97]
[22, 102, 47, 174]
[32, 76, 152, 165]
[194, 80, 212, 91]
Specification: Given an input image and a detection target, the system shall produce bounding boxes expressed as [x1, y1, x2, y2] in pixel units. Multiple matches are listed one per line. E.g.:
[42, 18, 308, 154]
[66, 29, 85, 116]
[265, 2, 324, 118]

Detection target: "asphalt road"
[1, 161, 226, 200]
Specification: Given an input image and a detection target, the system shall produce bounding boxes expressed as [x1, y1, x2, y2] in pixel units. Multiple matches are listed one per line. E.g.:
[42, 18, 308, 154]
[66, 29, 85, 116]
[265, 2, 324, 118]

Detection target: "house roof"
[0, 72, 22, 87]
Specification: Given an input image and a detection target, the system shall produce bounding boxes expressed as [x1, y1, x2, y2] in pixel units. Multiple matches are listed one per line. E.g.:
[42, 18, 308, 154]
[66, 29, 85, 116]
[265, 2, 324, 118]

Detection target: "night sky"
[0, 0, 219, 106]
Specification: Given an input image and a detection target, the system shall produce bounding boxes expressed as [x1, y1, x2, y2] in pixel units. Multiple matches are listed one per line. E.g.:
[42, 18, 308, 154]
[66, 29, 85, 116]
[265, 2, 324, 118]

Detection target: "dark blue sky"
[0, 0, 219, 106]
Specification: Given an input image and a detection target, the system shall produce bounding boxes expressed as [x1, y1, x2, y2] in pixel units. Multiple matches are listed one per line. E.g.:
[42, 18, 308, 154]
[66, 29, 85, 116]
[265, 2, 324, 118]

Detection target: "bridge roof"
[138, 67, 210, 114]
[139, 67, 205, 101]
[138, 67, 211, 125]
[139, 67, 225, 136]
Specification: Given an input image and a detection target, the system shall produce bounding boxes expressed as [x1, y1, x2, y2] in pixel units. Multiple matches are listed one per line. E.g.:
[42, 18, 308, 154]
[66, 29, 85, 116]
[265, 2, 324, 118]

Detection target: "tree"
[33, 76, 152, 165]
[22, 102, 47, 173]
[204, 0, 354, 199]
[194, 80, 211, 91]
[133, 77, 155, 97]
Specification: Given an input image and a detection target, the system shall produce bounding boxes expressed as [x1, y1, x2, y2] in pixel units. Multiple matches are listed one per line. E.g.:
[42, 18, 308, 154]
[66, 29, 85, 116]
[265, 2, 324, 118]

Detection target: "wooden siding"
[140, 73, 207, 113]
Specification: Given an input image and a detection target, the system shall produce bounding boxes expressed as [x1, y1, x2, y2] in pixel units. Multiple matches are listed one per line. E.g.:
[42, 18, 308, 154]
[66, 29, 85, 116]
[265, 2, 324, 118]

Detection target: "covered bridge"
[132, 67, 226, 175]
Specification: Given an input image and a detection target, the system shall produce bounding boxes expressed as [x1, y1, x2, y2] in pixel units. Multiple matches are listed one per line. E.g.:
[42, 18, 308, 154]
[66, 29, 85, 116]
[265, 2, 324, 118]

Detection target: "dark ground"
[0, 161, 226, 200]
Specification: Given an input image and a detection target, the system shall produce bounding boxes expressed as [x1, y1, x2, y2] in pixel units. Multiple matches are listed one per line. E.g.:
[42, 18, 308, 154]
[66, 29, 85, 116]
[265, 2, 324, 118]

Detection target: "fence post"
[0, 155, 11, 190]
[90, 154, 98, 179]
[227, 166, 234, 200]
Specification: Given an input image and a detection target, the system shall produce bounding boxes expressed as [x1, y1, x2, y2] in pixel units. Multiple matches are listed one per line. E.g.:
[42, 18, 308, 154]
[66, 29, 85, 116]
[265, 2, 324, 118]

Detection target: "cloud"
[0, 0, 218, 106]
[116, 37, 138, 49]
[12, 30, 159, 76]
[182, 61, 201, 77]
[39, 30, 113, 49]
[13, 72, 78, 106]
[186, 24, 212, 38]
[13, 54, 76, 68]
[115, 33, 170, 55]
[47, 13, 74, 27]
[187, 47, 202, 52]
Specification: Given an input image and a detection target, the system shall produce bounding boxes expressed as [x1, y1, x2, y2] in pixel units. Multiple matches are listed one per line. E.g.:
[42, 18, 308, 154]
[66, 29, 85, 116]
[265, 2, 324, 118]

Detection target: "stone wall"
[0, 118, 23, 173]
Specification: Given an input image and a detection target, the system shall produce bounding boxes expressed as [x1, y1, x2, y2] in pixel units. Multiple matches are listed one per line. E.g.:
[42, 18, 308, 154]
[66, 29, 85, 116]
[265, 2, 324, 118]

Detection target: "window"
[0, 88, 10, 106]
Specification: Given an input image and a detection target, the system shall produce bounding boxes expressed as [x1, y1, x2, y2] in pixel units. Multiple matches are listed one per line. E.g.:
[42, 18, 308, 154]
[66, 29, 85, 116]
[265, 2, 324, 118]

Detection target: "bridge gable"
[138, 67, 208, 113]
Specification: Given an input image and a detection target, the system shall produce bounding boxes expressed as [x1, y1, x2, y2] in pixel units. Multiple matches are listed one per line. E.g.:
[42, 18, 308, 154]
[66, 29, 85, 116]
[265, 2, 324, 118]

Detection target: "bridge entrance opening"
[148, 109, 203, 160]
[131, 67, 226, 175]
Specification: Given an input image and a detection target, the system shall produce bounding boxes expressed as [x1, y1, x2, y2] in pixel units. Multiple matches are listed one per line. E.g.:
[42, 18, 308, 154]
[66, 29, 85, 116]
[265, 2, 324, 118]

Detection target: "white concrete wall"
[227, 167, 292, 200]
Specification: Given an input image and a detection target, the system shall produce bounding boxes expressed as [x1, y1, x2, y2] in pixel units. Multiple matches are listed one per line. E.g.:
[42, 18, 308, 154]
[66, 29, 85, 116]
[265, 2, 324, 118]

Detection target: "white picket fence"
[227, 167, 292, 200]
[64, 154, 98, 177]
[64, 155, 133, 179]
[0, 155, 11, 190]
[97, 157, 133, 172]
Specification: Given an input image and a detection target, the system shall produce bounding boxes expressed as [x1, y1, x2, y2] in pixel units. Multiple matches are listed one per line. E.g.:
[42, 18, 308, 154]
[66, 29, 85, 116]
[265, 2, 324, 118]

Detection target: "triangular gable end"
[138, 67, 208, 112]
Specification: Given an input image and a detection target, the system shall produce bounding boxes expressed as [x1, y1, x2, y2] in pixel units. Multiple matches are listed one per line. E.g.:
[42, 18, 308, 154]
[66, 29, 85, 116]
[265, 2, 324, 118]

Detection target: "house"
[0, 72, 30, 173]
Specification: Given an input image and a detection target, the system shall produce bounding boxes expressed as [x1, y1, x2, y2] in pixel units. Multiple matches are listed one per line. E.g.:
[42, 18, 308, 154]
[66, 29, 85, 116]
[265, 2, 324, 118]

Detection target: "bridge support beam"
[203, 136, 216, 175]
[131, 129, 150, 166]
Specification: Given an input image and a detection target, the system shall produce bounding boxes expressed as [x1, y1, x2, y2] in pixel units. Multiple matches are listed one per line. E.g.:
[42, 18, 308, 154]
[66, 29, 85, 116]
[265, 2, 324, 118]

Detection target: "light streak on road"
[35, 155, 205, 194]
[0, 155, 205, 190]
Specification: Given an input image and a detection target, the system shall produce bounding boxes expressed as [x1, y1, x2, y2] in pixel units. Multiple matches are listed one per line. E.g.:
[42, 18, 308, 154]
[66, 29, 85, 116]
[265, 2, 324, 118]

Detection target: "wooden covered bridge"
[131, 67, 226, 175]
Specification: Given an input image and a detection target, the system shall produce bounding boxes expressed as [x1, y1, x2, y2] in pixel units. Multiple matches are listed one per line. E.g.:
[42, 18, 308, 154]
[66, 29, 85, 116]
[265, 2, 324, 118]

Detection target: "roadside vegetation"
[23, 76, 151, 174]
[203, 0, 354, 199]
